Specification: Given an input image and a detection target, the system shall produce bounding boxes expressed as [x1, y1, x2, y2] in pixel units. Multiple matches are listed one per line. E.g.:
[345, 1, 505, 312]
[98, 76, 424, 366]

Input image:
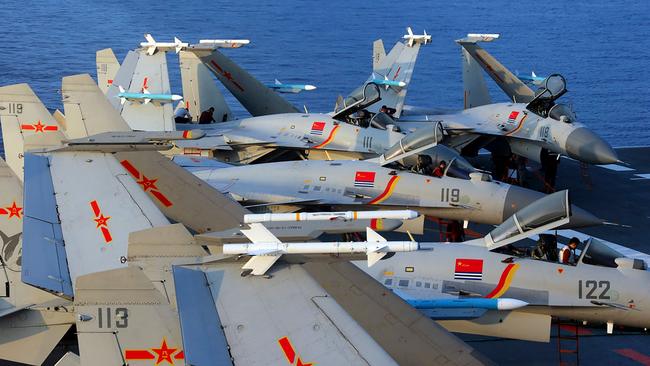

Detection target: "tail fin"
[62, 74, 131, 138]
[346, 39, 424, 118]
[194, 48, 299, 116]
[372, 39, 386, 71]
[74, 266, 184, 365]
[459, 41, 492, 109]
[105, 51, 176, 131]
[0, 156, 74, 366]
[456, 35, 535, 103]
[96, 48, 120, 94]
[0, 83, 65, 179]
[179, 50, 232, 122]
[114, 150, 247, 233]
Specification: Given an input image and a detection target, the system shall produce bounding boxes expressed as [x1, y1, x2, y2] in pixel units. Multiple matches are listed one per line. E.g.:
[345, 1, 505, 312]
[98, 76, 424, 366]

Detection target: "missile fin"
[366, 227, 387, 242]
[367, 251, 387, 267]
[242, 255, 281, 276]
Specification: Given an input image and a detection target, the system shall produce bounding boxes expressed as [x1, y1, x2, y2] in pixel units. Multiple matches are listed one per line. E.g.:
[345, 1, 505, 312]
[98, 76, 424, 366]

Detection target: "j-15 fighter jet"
[388, 34, 618, 168]
[227, 190, 650, 343]
[179, 156, 600, 228]
[198, 29, 617, 174]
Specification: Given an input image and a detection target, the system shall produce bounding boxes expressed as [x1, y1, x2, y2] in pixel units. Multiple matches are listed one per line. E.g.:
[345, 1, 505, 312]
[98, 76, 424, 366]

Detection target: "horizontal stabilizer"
[128, 223, 208, 259]
[0, 309, 73, 365]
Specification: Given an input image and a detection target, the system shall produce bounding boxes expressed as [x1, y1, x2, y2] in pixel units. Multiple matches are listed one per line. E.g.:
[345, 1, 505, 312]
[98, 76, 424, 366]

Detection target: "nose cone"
[502, 185, 544, 221]
[565, 127, 618, 164]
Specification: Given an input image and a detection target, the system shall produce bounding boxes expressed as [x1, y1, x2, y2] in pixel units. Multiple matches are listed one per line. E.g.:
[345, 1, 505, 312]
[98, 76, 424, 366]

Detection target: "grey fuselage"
[188, 159, 550, 225]
[395, 102, 617, 165]
[361, 241, 650, 329]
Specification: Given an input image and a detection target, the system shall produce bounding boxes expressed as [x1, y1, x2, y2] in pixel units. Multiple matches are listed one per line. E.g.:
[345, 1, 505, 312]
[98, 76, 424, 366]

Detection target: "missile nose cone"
[304, 85, 317, 91]
[496, 298, 529, 310]
[565, 127, 618, 164]
[502, 185, 544, 221]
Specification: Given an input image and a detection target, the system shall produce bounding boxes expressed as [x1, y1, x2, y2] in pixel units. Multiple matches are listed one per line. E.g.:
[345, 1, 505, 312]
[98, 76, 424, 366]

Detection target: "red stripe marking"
[100, 227, 112, 243]
[393, 66, 401, 80]
[182, 130, 190, 138]
[44, 125, 58, 131]
[151, 190, 173, 207]
[125, 350, 155, 360]
[90, 200, 101, 216]
[614, 349, 650, 366]
[278, 337, 296, 364]
[486, 263, 515, 298]
[210, 60, 223, 73]
[0, 208, 7, 215]
[174, 350, 185, 359]
[368, 175, 399, 204]
[371, 218, 378, 229]
[120, 160, 141, 179]
[20, 124, 35, 130]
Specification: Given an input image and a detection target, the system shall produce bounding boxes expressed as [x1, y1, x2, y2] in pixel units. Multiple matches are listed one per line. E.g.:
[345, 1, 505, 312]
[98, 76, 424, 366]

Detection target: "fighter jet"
[265, 79, 317, 93]
[361, 190, 650, 341]
[178, 156, 600, 228]
[228, 190, 650, 342]
[389, 34, 618, 168]
[7, 77, 489, 365]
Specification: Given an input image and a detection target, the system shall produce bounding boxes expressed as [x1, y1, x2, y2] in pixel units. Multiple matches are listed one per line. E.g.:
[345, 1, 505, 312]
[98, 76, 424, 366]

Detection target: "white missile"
[141, 34, 188, 55]
[243, 210, 419, 224]
[403, 27, 432, 47]
[466, 33, 500, 42]
[199, 39, 250, 48]
[223, 239, 419, 266]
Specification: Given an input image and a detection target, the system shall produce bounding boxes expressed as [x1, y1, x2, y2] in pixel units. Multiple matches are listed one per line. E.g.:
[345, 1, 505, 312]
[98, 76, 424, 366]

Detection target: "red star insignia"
[151, 339, 177, 365]
[137, 175, 159, 192]
[223, 71, 233, 81]
[6, 201, 22, 219]
[33, 120, 45, 132]
[94, 214, 110, 228]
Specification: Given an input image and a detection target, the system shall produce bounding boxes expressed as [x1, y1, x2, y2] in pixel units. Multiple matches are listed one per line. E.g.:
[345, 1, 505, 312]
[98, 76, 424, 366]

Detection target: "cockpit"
[334, 83, 400, 131]
[526, 74, 574, 122]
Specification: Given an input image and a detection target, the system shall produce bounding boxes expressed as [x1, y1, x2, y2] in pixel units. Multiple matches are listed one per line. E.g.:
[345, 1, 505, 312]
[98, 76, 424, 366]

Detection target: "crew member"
[559, 237, 580, 265]
[379, 105, 396, 116]
[199, 107, 216, 124]
[432, 160, 447, 178]
[174, 106, 191, 124]
[414, 155, 433, 175]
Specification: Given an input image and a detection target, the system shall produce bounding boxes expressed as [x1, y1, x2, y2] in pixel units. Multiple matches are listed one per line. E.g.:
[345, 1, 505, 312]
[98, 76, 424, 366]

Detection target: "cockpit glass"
[489, 190, 569, 243]
[548, 104, 576, 123]
[580, 238, 624, 268]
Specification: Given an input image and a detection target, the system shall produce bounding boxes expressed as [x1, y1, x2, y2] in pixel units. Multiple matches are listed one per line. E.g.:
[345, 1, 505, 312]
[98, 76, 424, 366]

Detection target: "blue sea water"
[0, 0, 648, 146]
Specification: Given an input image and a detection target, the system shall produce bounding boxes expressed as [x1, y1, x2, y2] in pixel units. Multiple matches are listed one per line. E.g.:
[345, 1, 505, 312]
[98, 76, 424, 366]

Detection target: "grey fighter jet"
[386, 34, 618, 167]
[226, 190, 650, 343]
[177, 156, 600, 228]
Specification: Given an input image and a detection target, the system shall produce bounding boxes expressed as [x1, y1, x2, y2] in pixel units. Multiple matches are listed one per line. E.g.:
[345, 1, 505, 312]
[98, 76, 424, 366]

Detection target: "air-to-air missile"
[265, 79, 317, 93]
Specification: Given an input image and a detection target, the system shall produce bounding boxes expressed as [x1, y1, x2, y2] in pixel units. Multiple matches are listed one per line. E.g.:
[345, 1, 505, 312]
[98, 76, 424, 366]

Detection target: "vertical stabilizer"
[0, 84, 65, 180]
[179, 50, 232, 122]
[96, 48, 120, 94]
[196, 49, 298, 116]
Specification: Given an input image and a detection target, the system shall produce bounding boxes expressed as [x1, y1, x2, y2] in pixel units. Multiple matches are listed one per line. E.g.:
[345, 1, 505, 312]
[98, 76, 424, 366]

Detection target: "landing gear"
[541, 149, 560, 193]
